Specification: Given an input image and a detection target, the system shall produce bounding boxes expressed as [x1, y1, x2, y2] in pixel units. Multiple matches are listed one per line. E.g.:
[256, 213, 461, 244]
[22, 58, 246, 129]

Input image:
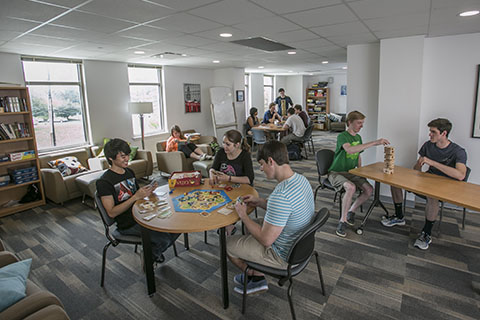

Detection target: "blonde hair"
[346, 111, 365, 126]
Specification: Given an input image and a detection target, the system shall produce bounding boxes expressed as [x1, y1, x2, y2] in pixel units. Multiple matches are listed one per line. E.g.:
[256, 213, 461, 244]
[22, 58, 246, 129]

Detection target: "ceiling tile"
[250, 0, 341, 14]
[134, 42, 188, 53]
[163, 35, 217, 47]
[191, 27, 252, 41]
[431, 0, 480, 10]
[364, 12, 429, 32]
[0, 17, 41, 33]
[52, 11, 136, 34]
[1, 0, 68, 23]
[284, 4, 358, 28]
[52, 47, 107, 58]
[188, 0, 274, 25]
[0, 42, 60, 56]
[373, 27, 428, 39]
[310, 21, 371, 37]
[197, 41, 241, 52]
[96, 35, 152, 48]
[116, 25, 184, 42]
[11, 34, 78, 47]
[147, 13, 222, 33]
[429, 6, 480, 37]
[30, 0, 89, 8]
[0, 31, 22, 42]
[348, 0, 430, 20]
[32, 24, 107, 42]
[68, 41, 127, 53]
[181, 47, 216, 56]
[268, 29, 320, 43]
[326, 32, 378, 47]
[233, 16, 300, 35]
[145, 0, 219, 11]
[286, 38, 333, 49]
[79, 0, 175, 23]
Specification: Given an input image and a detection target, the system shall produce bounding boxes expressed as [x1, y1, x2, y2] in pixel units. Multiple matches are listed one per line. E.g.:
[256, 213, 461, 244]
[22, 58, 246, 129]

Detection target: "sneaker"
[199, 154, 207, 161]
[381, 216, 406, 227]
[336, 221, 347, 238]
[233, 276, 268, 295]
[414, 231, 432, 250]
[206, 154, 213, 160]
[233, 273, 245, 285]
[346, 211, 355, 226]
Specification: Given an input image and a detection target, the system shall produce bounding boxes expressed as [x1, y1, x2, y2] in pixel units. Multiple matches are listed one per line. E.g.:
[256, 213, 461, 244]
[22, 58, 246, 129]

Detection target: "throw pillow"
[48, 156, 88, 177]
[0, 258, 32, 312]
[129, 146, 138, 161]
[96, 138, 111, 158]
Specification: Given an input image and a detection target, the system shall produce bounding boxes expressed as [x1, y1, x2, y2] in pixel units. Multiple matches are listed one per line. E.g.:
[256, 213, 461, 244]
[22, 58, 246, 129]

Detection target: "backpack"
[287, 143, 303, 161]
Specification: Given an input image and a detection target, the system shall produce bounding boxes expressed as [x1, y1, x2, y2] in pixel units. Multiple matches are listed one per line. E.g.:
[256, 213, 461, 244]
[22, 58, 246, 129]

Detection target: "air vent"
[151, 52, 185, 59]
[230, 37, 295, 52]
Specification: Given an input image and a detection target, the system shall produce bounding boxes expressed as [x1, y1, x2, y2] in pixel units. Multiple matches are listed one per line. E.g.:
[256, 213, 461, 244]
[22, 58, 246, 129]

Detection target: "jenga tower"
[383, 146, 395, 174]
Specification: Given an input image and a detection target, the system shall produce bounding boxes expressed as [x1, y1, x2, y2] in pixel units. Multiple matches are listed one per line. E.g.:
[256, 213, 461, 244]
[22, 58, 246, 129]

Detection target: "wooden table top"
[349, 162, 480, 212]
[133, 181, 259, 233]
[253, 124, 287, 132]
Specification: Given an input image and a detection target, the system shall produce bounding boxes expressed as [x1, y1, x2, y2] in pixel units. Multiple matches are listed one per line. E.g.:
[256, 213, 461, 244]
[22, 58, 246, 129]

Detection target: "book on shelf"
[0, 96, 26, 113]
[0, 122, 31, 140]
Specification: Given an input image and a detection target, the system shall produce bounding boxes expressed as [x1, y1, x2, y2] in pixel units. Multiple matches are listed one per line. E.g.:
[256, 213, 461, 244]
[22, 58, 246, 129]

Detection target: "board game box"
[169, 170, 201, 187]
[172, 189, 231, 212]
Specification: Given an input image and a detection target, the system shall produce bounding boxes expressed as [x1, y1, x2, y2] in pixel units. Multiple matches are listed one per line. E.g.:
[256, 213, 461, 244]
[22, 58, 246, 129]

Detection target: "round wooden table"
[133, 180, 258, 309]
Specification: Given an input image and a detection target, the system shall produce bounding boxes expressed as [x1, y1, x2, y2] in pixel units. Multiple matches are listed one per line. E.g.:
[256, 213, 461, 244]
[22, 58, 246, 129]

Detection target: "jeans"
[118, 224, 179, 260]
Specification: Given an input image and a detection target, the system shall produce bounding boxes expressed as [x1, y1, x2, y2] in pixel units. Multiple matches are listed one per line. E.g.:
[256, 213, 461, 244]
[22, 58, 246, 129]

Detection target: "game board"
[172, 189, 232, 212]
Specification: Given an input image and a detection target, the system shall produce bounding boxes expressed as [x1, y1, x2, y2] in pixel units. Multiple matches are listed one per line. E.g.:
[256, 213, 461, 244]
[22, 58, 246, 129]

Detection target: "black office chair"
[95, 192, 177, 286]
[300, 123, 315, 159]
[403, 166, 471, 235]
[240, 208, 329, 319]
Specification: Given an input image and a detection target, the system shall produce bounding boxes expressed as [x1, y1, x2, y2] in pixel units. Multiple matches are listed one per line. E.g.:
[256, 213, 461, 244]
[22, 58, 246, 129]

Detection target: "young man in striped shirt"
[227, 140, 315, 294]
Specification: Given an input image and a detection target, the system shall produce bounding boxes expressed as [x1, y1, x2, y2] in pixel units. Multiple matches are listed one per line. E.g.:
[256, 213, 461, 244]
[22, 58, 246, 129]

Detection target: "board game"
[172, 189, 232, 213]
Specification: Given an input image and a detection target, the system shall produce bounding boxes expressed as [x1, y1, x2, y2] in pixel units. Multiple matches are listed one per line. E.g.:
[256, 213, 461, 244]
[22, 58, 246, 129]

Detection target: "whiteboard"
[209, 87, 237, 137]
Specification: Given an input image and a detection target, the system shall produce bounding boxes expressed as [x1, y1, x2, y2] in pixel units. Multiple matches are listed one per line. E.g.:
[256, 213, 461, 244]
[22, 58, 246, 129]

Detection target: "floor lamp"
[129, 102, 153, 150]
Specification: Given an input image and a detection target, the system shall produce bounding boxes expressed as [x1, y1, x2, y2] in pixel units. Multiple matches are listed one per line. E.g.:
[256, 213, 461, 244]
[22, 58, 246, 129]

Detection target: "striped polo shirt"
[265, 172, 315, 261]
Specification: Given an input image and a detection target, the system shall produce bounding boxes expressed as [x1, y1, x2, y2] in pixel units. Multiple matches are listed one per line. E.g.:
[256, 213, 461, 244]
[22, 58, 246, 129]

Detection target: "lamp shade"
[129, 102, 153, 114]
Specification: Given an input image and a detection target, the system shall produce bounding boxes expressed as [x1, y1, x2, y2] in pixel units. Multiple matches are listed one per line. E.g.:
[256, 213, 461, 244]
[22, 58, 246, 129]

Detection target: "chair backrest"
[286, 208, 330, 265]
[252, 129, 266, 144]
[315, 149, 335, 177]
[95, 192, 115, 227]
[464, 166, 471, 182]
[302, 124, 314, 141]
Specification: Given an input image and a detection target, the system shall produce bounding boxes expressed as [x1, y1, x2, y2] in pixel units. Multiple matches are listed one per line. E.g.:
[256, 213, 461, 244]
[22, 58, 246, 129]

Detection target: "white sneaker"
[199, 154, 207, 161]
[206, 155, 213, 160]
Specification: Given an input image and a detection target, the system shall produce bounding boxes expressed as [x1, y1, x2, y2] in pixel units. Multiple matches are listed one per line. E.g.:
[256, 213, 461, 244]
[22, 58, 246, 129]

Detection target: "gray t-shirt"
[285, 114, 306, 137]
[418, 141, 467, 178]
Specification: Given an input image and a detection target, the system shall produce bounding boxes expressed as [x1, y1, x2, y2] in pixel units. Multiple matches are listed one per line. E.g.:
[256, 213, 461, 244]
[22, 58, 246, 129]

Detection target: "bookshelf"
[306, 87, 330, 130]
[0, 87, 45, 217]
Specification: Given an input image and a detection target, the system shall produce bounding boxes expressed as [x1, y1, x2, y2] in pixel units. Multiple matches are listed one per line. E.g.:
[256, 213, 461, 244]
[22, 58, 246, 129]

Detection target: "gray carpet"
[1, 130, 479, 319]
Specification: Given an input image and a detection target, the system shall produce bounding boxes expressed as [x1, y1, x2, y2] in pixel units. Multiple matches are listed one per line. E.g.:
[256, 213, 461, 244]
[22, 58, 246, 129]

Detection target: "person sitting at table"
[262, 102, 282, 124]
[383, 118, 467, 250]
[245, 107, 260, 136]
[227, 140, 315, 295]
[280, 107, 306, 146]
[294, 104, 309, 128]
[96, 138, 179, 264]
[328, 111, 389, 238]
[166, 125, 212, 161]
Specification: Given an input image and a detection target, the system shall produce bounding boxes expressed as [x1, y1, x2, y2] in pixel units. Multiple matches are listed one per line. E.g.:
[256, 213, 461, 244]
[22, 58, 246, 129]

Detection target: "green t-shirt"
[329, 131, 363, 172]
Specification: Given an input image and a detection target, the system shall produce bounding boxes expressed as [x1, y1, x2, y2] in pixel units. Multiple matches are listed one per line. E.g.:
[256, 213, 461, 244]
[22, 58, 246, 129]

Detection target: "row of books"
[0, 122, 31, 140]
[0, 96, 28, 113]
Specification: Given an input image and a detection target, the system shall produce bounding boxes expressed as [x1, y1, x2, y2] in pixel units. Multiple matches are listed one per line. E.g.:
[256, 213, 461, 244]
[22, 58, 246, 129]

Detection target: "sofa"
[88, 146, 153, 180]
[328, 113, 347, 132]
[39, 148, 96, 205]
[0, 239, 70, 320]
[156, 130, 216, 174]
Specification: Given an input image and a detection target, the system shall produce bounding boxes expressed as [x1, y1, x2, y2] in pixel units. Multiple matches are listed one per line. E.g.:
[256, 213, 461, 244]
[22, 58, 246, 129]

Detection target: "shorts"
[328, 172, 369, 192]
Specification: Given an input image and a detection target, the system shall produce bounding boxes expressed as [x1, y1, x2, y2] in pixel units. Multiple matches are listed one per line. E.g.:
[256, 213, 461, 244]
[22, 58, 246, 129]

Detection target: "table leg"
[219, 226, 229, 309]
[140, 226, 156, 296]
[356, 181, 389, 235]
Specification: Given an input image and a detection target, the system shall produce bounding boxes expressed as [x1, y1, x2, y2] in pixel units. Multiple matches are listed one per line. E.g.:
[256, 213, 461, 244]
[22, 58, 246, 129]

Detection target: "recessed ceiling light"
[342, 66, 348, 70]
[181, 53, 187, 57]
[287, 51, 296, 55]
[220, 33, 233, 38]
[134, 51, 145, 54]
[212, 60, 220, 63]
[459, 10, 479, 17]
[322, 61, 328, 64]
[258, 66, 264, 69]
[308, 73, 314, 76]
[288, 70, 293, 73]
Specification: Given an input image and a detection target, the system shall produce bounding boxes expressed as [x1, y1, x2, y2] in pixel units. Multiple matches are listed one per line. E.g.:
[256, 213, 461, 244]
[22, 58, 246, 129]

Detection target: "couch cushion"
[39, 149, 90, 169]
[0, 258, 32, 312]
[48, 156, 88, 177]
[128, 159, 147, 177]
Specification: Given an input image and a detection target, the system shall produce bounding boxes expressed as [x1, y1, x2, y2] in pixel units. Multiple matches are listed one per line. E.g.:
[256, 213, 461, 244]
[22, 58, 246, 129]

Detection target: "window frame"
[263, 75, 274, 111]
[22, 56, 90, 153]
[127, 64, 165, 138]
[244, 73, 250, 118]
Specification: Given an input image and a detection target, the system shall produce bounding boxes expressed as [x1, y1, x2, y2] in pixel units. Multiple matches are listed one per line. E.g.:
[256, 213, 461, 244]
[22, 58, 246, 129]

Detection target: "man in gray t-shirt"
[382, 118, 467, 250]
[281, 107, 306, 145]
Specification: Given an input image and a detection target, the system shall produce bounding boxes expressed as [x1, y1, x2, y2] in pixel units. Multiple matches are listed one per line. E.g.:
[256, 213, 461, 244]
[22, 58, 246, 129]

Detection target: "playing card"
[218, 208, 232, 215]
[199, 211, 211, 217]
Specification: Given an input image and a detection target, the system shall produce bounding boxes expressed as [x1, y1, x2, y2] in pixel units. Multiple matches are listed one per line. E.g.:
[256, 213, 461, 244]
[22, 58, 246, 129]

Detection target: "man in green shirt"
[328, 111, 390, 237]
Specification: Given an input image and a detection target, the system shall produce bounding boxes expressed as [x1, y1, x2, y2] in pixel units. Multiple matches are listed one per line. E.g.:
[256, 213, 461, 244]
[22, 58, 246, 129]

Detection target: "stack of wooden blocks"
[383, 146, 395, 174]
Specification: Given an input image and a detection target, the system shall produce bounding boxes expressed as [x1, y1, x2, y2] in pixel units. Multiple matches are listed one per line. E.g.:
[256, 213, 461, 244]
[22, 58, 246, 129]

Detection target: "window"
[264, 75, 274, 111]
[244, 73, 250, 118]
[22, 58, 88, 151]
[128, 66, 164, 137]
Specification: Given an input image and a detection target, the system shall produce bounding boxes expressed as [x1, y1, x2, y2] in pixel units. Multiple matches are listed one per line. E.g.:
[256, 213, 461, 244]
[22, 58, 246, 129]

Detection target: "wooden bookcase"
[0, 87, 45, 217]
[306, 87, 330, 130]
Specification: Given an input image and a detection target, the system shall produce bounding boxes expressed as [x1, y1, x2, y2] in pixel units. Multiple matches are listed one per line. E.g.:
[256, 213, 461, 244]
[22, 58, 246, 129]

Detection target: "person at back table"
[383, 118, 467, 250]
[262, 102, 282, 124]
[96, 138, 179, 264]
[328, 110, 389, 238]
[275, 88, 293, 119]
[166, 125, 212, 161]
[227, 140, 315, 295]
[294, 104, 309, 128]
[280, 107, 306, 146]
[245, 107, 260, 136]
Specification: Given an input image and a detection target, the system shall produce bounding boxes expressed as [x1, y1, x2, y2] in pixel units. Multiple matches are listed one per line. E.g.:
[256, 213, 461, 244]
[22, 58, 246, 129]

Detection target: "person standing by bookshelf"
[274, 88, 293, 119]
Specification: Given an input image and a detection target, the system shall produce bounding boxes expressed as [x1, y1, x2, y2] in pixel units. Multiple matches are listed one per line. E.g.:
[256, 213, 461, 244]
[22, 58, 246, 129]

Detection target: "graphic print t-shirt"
[96, 168, 138, 230]
[329, 131, 363, 172]
[211, 148, 254, 185]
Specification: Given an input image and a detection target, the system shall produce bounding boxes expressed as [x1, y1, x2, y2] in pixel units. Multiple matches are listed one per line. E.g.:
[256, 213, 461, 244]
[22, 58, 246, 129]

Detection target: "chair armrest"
[156, 151, 187, 174]
[40, 169, 67, 204]
[88, 157, 109, 171]
[24, 304, 70, 320]
[90, 145, 101, 157]
[196, 136, 216, 145]
[196, 144, 212, 155]
[136, 150, 153, 176]
[0, 251, 19, 268]
[1, 289, 64, 320]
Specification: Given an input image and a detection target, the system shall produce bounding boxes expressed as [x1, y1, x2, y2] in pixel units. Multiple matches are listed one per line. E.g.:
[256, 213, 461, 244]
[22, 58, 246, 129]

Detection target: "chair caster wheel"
[356, 228, 363, 235]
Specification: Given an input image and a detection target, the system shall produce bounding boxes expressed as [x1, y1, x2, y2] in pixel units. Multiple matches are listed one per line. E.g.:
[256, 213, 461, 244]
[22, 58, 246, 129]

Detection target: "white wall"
[213, 67, 245, 133]
[421, 33, 480, 184]
[347, 43, 380, 166]
[305, 73, 347, 113]
[250, 73, 264, 113]
[0, 52, 25, 86]
[285, 75, 304, 108]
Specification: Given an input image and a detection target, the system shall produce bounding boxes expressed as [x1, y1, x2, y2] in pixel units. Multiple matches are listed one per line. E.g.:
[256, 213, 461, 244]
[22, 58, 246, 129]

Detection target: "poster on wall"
[184, 83, 201, 113]
[340, 85, 347, 96]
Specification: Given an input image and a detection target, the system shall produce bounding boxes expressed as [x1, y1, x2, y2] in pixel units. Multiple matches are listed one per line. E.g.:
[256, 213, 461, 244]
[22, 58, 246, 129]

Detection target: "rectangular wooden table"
[349, 162, 480, 234]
